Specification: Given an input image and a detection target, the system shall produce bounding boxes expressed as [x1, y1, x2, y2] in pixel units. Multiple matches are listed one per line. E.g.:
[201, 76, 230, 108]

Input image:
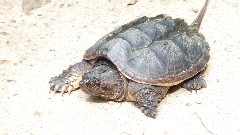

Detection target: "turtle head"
[79, 61, 125, 101]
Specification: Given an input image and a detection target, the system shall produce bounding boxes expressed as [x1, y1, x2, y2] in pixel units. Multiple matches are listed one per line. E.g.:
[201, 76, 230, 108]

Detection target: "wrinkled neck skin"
[79, 61, 127, 101]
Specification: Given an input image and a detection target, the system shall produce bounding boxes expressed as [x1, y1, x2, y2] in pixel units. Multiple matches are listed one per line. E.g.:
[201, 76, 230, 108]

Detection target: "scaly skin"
[127, 82, 169, 118]
[49, 60, 93, 95]
[183, 72, 207, 92]
[191, 0, 209, 30]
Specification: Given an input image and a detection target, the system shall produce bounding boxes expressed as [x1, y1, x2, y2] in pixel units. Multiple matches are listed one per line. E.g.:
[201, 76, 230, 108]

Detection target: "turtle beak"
[79, 76, 102, 96]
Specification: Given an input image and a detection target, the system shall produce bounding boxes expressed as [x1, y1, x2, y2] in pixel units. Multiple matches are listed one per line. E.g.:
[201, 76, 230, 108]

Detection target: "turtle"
[49, 0, 210, 118]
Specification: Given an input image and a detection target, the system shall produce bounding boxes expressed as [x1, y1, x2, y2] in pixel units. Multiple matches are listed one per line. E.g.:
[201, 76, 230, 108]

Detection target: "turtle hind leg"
[183, 72, 207, 92]
[49, 60, 93, 95]
[127, 82, 169, 118]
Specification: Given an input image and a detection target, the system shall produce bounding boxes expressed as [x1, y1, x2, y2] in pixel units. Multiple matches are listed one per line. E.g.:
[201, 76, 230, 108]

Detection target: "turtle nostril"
[79, 80, 84, 85]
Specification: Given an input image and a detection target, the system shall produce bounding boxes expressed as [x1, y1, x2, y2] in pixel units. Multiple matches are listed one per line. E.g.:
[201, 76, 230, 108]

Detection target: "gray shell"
[83, 15, 210, 86]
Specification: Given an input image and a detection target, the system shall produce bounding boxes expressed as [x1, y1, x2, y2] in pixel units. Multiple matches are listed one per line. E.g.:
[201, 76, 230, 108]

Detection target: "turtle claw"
[53, 84, 61, 93]
[141, 106, 157, 118]
[49, 76, 75, 95]
[59, 85, 67, 95]
[67, 86, 73, 95]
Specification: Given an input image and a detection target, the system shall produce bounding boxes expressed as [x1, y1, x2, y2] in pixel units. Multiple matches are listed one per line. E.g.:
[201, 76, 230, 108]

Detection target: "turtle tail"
[191, 0, 209, 30]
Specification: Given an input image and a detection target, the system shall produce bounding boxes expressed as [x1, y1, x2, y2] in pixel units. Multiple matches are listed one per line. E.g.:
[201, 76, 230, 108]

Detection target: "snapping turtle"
[49, 0, 210, 118]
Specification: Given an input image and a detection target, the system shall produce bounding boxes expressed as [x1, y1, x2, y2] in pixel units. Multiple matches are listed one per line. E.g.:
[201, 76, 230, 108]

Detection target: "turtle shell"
[83, 15, 210, 86]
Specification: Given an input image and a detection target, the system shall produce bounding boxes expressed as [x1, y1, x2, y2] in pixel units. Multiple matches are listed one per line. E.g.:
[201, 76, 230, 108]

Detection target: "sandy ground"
[0, 0, 240, 134]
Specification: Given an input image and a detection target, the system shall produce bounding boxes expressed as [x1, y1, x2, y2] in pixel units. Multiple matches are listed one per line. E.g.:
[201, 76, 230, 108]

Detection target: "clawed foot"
[140, 105, 157, 118]
[183, 74, 207, 92]
[49, 61, 93, 95]
[49, 76, 75, 95]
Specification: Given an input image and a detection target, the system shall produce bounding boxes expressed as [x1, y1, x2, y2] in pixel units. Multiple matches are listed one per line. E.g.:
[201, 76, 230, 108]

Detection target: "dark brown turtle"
[49, 0, 210, 118]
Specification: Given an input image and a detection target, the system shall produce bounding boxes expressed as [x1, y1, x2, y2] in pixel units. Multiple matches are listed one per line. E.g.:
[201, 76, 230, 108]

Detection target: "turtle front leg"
[127, 82, 169, 118]
[183, 71, 207, 92]
[49, 60, 93, 95]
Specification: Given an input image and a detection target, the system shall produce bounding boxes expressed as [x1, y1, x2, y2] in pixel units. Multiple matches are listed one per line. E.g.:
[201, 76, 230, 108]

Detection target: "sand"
[0, 0, 240, 134]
